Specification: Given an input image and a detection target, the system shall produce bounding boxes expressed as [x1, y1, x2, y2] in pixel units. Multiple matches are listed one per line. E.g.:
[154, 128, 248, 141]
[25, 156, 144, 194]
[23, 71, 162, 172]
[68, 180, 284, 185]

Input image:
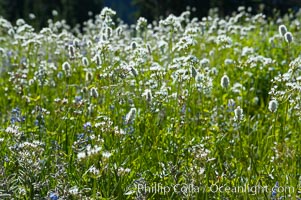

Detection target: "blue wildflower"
[35, 114, 45, 127]
[49, 192, 58, 200]
[57, 71, 63, 79]
[124, 125, 134, 134]
[74, 96, 82, 103]
[227, 99, 236, 112]
[83, 122, 92, 131]
[10, 107, 25, 124]
[271, 181, 279, 199]
[77, 133, 85, 139]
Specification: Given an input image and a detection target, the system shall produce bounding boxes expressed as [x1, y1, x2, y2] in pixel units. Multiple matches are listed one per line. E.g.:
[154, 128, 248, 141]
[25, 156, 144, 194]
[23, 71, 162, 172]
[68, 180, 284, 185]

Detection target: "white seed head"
[278, 25, 287, 36]
[116, 27, 123, 36]
[29, 13, 36, 20]
[130, 67, 138, 77]
[284, 32, 293, 43]
[62, 61, 71, 71]
[95, 54, 101, 66]
[234, 106, 243, 121]
[125, 108, 136, 125]
[88, 165, 100, 176]
[131, 42, 137, 50]
[82, 57, 89, 67]
[81, 87, 88, 94]
[90, 87, 98, 98]
[142, 89, 152, 103]
[268, 99, 278, 113]
[52, 10, 58, 16]
[85, 71, 93, 82]
[68, 45, 75, 58]
[221, 74, 230, 88]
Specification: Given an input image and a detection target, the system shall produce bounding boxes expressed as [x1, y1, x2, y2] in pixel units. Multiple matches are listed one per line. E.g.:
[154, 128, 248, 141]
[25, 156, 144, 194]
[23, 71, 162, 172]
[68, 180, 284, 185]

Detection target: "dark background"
[0, 0, 300, 29]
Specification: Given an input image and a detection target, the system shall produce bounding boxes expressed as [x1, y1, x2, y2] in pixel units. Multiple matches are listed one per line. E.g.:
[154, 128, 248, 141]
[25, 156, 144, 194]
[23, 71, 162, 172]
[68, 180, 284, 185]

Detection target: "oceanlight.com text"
[136, 183, 295, 195]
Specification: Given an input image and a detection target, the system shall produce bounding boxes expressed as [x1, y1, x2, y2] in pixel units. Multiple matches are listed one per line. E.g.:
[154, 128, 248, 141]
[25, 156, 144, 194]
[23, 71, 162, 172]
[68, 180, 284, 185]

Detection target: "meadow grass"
[0, 6, 301, 200]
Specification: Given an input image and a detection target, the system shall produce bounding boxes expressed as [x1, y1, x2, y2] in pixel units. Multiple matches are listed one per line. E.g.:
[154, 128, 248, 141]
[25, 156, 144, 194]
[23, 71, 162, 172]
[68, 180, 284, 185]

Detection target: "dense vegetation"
[0, 6, 301, 199]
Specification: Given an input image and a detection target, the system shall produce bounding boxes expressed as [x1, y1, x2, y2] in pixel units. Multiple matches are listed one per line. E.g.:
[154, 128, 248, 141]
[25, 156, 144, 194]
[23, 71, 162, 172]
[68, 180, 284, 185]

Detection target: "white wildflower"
[268, 99, 278, 113]
[62, 61, 71, 71]
[82, 57, 89, 67]
[284, 32, 293, 43]
[85, 71, 93, 82]
[278, 25, 287, 36]
[142, 89, 152, 103]
[234, 106, 244, 121]
[221, 74, 230, 88]
[90, 87, 99, 98]
[125, 108, 136, 125]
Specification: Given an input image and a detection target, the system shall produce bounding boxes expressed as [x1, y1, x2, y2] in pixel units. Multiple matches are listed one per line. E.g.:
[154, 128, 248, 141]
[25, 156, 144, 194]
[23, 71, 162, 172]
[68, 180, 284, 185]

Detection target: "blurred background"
[0, 0, 300, 29]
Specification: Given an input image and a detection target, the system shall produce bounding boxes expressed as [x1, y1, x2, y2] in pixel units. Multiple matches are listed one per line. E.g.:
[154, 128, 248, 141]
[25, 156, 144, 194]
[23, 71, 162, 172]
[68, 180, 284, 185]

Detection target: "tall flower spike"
[125, 108, 136, 125]
[234, 106, 243, 121]
[278, 25, 287, 37]
[90, 87, 98, 98]
[268, 99, 278, 113]
[284, 32, 293, 43]
[62, 61, 71, 71]
[221, 74, 230, 89]
[82, 57, 89, 67]
[85, 71, 93, 82]
[68, 45, 75, 58]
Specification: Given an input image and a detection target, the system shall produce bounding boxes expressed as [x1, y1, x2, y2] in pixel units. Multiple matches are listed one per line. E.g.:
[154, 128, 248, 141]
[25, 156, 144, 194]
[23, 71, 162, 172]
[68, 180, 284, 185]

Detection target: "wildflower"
[234, 106, 243, 121]
[131, 42, 137, 50]
[228, 99, 236, 110]
[82, 57, 89, 67]
[49, 192, 59, 200]
[142, 89, 152, 103]
[90, 87, 98, 98]
[268, 99, 278, 113]
[118, 167, 131, 176]
[195, 73, 203, 82]
[278, 25, 287, 36]
[69, 186, 79, 195]
[191, 66, 197, 78]
[116, 26, 123, 36]
[68, 45, 75, 58]
[52, 10, 58, 16]
[284, 32, 293, 43]
[125, 108, 136, 125]
[73, 38, 80, 47]
[77, 151, 86, 160]
[100, 7, 116, 20]
[221, 74, 230, 88]
[83, 122, 92, 130]
[88, 165, 100, 176]
[57, 71, 63, 79]
[271, 181, 279, 198]
[102, 151, 112, 158]
[136, 17, 148, 32]
[147, 43, 152, 55]
[81, 87, 88, 94]
[85, 71, 93, 81]
[10, 107, 25, 124]
[29, 13, 36, 20]
[104, 27, 112, 39]
[16, 19, 25, 26]
[130, 66, 138, 77]
[94, 54, 101, 66]
[62, 61, 71, 71]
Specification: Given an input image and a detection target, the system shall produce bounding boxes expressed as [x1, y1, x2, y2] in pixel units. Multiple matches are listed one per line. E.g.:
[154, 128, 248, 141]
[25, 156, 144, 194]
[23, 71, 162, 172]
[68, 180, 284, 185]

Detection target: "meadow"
[0, 6, 301, 199]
